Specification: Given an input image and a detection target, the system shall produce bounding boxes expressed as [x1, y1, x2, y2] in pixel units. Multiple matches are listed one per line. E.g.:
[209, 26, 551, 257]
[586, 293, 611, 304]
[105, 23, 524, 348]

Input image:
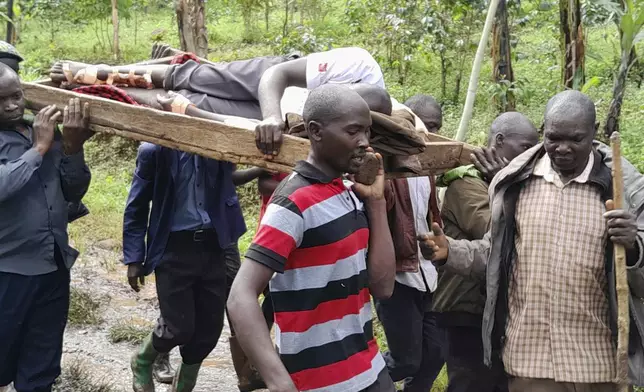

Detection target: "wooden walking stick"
[610, 132, 630, 392]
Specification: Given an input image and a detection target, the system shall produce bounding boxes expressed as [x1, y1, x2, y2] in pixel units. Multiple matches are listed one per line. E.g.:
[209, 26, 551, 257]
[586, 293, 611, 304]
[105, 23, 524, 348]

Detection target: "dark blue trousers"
[375, 281, 446, 392]
[0, 265, 70, 392]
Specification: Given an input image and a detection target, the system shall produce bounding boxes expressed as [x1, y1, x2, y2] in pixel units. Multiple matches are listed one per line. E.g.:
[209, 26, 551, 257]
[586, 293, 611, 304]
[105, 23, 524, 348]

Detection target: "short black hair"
[0, 62, 19, 80]
[404, 94, 441, 116]
[303, 84, 368, 126]
[488, 111, 537, 146]
[545, 90, 596, 126]
[349, 83, 392, 115]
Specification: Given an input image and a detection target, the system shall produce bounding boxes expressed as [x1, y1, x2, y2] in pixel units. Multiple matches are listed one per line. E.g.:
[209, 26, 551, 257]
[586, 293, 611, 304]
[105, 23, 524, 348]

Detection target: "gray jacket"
[443, 141, 644, 385]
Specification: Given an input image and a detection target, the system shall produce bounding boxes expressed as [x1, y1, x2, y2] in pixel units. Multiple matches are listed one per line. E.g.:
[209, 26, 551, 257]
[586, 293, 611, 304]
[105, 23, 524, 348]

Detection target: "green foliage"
[273, 24, 333, 54]
[68, 288, 103, 326]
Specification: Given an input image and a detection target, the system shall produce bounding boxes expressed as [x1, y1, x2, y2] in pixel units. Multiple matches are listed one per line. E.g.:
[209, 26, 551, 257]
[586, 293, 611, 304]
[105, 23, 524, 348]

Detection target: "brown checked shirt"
[503, 152, 617, 383]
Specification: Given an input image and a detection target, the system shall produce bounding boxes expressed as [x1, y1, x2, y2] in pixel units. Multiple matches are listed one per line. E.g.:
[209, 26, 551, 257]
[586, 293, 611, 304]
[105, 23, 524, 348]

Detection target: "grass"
[108, 320, 153, 344]
[52, 359, 117, 392]
[68, 288, 103, 327]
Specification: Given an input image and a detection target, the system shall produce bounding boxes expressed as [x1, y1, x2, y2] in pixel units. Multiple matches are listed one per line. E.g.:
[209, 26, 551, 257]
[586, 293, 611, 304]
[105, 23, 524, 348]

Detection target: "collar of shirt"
[294, 160, 340, 185]
[533, 151, 594, 187]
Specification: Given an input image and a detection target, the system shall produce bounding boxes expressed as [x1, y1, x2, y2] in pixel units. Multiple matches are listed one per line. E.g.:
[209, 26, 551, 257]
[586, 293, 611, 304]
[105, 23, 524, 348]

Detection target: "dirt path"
[63, 241, 265, 392]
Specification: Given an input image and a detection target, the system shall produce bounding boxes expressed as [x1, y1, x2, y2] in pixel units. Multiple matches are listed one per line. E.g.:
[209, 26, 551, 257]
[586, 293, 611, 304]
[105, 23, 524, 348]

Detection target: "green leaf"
[593, 0, 623, 16]
[581, 76, 602, 93]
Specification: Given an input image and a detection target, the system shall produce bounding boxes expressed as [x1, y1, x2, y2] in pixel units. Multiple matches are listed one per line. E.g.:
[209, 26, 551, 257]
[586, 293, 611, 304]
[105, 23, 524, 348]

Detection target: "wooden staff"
[610, 132, 630, 392]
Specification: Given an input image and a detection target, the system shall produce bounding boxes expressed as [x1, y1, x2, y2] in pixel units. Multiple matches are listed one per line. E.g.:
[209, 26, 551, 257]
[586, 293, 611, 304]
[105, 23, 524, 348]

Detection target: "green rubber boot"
[131, 333, 159, 392]
[171, 362, 202, 392]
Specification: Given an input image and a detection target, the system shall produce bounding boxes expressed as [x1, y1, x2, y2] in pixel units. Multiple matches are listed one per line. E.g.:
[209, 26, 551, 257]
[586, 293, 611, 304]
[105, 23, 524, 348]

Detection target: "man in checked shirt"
[418, 90, 644, 392]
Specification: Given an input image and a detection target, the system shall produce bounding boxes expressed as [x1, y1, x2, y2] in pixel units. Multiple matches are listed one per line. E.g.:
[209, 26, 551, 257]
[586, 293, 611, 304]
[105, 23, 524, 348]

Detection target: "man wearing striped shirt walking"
[228, 84, 396, 392]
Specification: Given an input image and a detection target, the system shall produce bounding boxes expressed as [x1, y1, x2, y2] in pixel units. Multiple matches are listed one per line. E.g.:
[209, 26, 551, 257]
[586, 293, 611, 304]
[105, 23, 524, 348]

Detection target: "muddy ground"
[61, 240, 266, 392]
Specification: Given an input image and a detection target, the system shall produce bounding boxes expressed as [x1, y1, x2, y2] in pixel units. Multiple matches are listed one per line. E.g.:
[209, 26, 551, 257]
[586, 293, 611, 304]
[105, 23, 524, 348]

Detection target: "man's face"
[316, 108, 372, 175]
[418, 108, 442, 134]
[497, 129, 539, 162]
[0, 74, 25, 127]
[543, 116, 594, 174]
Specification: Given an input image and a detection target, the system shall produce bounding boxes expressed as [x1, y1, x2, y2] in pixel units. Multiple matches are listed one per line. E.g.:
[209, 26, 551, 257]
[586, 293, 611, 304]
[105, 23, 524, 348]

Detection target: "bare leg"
[121, 88, 166, 109]
[49, 61, 169, 88]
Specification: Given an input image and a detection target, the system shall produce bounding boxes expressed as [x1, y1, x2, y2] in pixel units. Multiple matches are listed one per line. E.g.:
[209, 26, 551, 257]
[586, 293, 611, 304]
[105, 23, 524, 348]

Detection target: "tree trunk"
[435, 51, 445, 101]
[265, 0, 270, 31]
[111, 0, 120, 60]
[455, 0, 501, 142]
[605, 47, 633, 137]
[5, 0, 14, 44]
[453, 67, 463, 104]
[559, 0, 585, 89]
[243, 9, 252, 38]
[283, 0, 289, 37]
[134, 6, 138, 46]
[491, 0, 515, 112]
[175, 0, 208, 58]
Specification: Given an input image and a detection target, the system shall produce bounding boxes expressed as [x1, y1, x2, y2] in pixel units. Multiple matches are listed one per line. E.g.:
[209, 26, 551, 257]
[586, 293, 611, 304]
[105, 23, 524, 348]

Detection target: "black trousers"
[223, 244, 274, 333]
[153, 231, 227, 365]
[375, 282, 445, 392]
[167, 56, 289, 120]
[443, 324, 507, 392]
[0, 251, 69, 392]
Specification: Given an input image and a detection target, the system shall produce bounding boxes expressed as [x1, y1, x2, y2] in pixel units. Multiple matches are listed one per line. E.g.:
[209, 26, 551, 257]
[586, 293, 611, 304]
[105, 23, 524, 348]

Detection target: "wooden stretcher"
[21, 80, 476, 177]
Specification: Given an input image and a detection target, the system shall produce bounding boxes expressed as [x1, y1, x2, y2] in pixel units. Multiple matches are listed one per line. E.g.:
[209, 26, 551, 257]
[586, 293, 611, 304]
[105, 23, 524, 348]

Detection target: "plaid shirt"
[503, 152, 616, 383]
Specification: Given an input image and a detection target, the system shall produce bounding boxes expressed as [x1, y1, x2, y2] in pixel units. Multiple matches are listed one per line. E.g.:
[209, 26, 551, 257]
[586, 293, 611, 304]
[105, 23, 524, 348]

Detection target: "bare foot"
[151, 43, 184, 60]
[49, 61, 91, 85]
[150, 42, 164, 59]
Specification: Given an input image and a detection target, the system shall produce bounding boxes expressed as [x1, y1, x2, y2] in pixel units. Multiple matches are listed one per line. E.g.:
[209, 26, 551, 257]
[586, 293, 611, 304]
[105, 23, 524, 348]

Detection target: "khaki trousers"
[508, 378, 619, 392]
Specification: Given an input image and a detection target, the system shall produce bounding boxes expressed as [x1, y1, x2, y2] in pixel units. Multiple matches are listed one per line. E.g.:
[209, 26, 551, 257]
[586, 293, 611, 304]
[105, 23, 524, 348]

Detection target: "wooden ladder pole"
[610, 132, 630, 392]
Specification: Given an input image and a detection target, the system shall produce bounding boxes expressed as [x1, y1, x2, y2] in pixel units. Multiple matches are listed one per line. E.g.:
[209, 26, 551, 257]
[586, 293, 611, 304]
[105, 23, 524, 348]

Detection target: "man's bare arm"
[365, 200, 396, 299]
[255, 58, 307, 158]
[227, 260, 297, 392]
[257, 58, 307, 121]
[232, 167, 267, 186]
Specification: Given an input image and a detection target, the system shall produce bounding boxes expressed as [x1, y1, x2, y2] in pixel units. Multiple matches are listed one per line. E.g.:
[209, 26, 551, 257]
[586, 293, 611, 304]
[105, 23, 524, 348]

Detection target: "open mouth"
[351, 156, 365, 165]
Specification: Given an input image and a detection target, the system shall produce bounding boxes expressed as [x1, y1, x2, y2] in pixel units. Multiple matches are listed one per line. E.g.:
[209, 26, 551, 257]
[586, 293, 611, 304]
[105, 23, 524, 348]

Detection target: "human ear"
[308, 121, 323, 142]
[495, 133, 505, 147]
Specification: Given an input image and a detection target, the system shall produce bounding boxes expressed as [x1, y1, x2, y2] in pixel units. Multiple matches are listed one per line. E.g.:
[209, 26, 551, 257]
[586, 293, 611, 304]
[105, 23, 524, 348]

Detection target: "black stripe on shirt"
[270, 194, 303, 217]
[272, 269, 369, 312]
[299, 210, 369, 249]
[281, 320, 374, 374]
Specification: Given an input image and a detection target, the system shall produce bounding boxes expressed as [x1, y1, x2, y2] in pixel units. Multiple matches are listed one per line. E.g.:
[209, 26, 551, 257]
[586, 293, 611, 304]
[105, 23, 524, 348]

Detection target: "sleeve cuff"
[245, 247, 285, 274]
[443, 238, 463, 270]
[627, 236, 644, 270]
[23, 148, 43, 170]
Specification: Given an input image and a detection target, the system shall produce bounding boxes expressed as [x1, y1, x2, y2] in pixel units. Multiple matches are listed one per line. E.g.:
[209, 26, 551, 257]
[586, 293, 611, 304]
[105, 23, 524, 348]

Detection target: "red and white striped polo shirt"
[246, 161, 385, 392]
